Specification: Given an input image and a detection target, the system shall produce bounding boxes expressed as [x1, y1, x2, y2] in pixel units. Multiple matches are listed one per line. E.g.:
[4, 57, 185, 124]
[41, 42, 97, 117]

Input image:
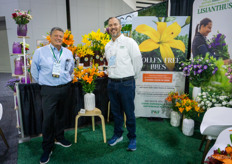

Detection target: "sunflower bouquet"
[73, 64, 105, 93]
[175, 98, 203, 119]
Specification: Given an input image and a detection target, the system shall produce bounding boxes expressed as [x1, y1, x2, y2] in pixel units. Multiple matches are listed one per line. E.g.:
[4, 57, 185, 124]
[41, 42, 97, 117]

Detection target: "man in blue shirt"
[31, 27, 74, 164]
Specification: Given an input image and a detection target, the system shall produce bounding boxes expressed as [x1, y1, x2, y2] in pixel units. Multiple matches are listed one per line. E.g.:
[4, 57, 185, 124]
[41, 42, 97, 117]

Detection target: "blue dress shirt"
[31, 44, 74, 86]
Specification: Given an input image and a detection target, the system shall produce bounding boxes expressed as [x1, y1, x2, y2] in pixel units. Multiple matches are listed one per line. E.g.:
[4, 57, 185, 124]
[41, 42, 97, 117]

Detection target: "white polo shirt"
[105, 34, 143, 79]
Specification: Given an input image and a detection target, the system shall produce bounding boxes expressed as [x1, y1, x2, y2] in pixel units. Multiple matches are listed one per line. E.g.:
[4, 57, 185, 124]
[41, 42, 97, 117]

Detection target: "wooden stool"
[74, 108, 106, 143]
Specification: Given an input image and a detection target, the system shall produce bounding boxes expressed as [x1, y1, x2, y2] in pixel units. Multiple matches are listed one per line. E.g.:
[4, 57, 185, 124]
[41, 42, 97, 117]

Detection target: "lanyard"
[50, 45, 63, 63]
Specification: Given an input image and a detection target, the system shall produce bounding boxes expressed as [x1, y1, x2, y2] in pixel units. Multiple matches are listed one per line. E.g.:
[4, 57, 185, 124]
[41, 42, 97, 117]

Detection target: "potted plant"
[179, 54, 218, 99]
[176, 98, 203, 136]
[73, 64, 105, 111]
[196, 90, 232, 110]
[166, 91, 188, 127]
[12, 9, 32, 36]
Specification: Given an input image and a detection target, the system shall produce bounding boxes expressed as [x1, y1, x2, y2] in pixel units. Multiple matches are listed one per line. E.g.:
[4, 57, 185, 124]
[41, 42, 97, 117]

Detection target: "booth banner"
[116, 11, 138, 38]
[192, 0, 232, 59]
[132, 16, 190, 117]
[116, 11, 138, 26]
[134, 71, 185, 118]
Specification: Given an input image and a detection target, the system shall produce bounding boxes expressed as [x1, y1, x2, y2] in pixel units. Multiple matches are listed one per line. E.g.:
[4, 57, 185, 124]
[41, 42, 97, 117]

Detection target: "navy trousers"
[107, 78, 136, 140]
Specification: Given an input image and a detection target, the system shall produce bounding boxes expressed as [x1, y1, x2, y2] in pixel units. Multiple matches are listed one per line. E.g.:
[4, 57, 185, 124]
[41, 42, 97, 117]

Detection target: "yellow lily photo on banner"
[132, 16, 190, 71]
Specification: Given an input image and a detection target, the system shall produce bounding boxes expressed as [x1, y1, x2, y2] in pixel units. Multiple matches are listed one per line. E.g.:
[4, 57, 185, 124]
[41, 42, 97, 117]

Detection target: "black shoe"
[40, 151, 52, 164]
[55, 139, 72, 148]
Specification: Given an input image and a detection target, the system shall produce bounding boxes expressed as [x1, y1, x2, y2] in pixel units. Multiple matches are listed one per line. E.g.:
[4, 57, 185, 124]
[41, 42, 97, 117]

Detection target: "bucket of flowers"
[175, 98, 203, 136]
[179, 54, 218, 99]
[166, 91, 188, 127]
[73, 64, 105, 111]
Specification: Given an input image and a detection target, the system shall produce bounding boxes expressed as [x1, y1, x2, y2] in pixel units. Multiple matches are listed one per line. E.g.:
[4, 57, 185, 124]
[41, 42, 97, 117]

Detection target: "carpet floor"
[17, 118, 206, 164]
[0, 73, 18, 164]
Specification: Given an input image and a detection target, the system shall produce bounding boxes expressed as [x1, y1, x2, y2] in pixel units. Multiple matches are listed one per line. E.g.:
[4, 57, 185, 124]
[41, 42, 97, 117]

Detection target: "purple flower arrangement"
[208, 32, 230, 59]
[179, 54, 218, 87]
[6, 78, 20, 92]
[225, 65, 232, 83]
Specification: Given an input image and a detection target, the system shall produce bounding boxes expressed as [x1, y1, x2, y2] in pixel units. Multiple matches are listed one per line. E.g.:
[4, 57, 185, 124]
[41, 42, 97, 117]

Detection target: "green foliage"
[121, 24, 132, 32]
[80, 80, 96, 93]
[138, 2, 167, 16]
[207, 59, 232, 93]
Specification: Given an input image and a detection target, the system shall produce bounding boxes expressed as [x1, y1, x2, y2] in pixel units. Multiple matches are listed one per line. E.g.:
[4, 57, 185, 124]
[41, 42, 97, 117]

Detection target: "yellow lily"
[135, 22, 185, 70]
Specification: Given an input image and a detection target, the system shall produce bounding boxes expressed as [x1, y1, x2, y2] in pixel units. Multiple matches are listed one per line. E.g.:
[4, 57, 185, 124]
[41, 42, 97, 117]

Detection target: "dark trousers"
[40, 83, 71, 152]
[107, 79, 136, 140]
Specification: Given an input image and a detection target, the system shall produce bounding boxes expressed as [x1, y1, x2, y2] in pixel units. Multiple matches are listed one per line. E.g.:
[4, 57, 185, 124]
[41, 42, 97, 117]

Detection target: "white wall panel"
[0, 0, 133, 72]
[70, 0, 133, 44]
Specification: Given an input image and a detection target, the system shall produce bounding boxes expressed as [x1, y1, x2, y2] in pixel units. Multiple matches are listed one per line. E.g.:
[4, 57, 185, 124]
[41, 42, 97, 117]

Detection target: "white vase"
[192, 87, 201, 100]
[182, 118, 195, 136]
[84, 93, 95, 111]
[170, 111, 181, 127]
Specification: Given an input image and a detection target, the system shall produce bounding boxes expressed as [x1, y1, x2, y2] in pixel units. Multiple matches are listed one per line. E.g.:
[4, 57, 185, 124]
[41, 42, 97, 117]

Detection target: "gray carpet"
[0, 73, 18, 164]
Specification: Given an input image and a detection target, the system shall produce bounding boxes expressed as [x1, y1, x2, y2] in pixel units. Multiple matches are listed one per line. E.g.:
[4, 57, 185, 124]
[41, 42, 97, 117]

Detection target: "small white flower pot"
[170, 111, 181, 127]
[84, 93, 95, 111]
[182, 118, 195, 136]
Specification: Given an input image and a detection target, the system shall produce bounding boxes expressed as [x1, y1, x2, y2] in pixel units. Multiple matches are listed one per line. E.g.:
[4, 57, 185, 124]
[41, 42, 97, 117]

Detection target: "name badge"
[52, 62, 61, 78]
[109, 56, 116, 67]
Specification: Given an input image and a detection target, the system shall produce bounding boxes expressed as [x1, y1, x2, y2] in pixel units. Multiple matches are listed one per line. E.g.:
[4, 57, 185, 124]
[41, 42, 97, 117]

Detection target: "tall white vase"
[84, 93, 95, 111]
[192, 87, 201, 100]
[182, 118, 195, 136]
[170, 111, 181, 127]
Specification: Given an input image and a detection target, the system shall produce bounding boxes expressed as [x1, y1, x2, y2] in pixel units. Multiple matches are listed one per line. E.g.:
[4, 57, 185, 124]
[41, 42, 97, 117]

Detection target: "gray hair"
[108, 17, 121, 25]
[50, 27, 64, 35]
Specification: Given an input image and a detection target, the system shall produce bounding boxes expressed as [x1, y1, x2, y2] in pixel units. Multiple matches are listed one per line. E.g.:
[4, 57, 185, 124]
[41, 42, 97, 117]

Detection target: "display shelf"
[12, 73, 25, 77]
[12, 35, 31, 140]
[11, 53, 30, 56]
[18, 36, 30, 39]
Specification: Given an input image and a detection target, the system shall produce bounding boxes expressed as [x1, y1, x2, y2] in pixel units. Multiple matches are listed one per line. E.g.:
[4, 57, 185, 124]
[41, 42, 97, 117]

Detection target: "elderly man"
[31, 27, 74, 164]
[105, 17, 143, 151]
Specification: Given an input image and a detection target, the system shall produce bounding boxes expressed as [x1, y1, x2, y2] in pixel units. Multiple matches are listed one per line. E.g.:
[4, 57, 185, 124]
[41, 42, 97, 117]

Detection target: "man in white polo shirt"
[105, 17, 143, 151]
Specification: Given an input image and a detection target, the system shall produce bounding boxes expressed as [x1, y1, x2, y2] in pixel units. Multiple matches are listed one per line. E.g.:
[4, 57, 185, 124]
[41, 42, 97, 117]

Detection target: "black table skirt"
[18, 78, 109, 136]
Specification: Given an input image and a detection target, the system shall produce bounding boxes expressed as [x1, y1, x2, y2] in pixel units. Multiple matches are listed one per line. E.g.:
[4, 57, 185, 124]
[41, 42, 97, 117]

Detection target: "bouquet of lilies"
[76, 44, 94, 58]
[166, 91, 188, 112]
[73, 64, 105, 93]
[81, 29, 110, 53]
[175, 98, 203, 119]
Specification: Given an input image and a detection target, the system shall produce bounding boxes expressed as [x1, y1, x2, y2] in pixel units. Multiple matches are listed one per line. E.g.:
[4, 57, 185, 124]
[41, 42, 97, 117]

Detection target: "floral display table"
[74, 108, 106, 143]
[17, 77, 108, 137]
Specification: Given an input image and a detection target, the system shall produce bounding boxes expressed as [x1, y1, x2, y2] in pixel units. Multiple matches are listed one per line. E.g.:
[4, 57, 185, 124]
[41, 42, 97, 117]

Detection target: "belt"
[109, 76, 134, 82]
[42, 81, 72, 88]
